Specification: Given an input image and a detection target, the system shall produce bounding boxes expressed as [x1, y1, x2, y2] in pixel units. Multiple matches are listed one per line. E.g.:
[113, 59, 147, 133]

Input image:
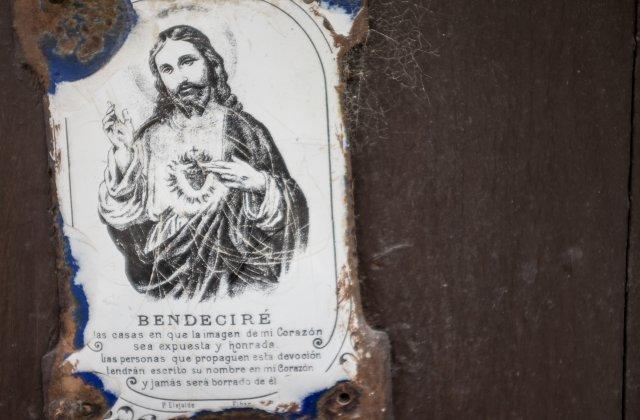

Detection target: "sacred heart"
[167, 149, 216, 204]
[182, 163, 207, 190]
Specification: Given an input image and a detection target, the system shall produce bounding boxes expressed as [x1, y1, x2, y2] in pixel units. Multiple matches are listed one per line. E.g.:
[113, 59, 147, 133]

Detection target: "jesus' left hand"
[202, 156, 267, 193]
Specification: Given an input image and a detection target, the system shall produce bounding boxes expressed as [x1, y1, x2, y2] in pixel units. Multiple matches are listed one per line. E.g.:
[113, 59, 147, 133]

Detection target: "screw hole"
[337, 392, 351, 405]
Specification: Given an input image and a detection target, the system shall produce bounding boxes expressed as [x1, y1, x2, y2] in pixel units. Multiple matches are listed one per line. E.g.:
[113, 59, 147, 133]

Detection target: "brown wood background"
[1, 0, 639, 418]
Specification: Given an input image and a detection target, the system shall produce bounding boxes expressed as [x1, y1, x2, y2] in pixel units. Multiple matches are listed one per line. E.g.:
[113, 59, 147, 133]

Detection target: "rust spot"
[325, 3, 394, 418]
[275, 401, 301, 413]
[13, 0, 130, 88]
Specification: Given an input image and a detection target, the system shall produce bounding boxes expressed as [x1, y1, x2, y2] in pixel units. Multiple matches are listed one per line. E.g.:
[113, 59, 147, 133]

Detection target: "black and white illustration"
[50, 1, 361, 415]
[99, 25, 309, 301]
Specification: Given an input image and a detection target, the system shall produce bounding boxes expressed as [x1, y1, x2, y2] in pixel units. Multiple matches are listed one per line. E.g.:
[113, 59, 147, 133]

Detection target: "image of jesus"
[98, 25, 309, 301]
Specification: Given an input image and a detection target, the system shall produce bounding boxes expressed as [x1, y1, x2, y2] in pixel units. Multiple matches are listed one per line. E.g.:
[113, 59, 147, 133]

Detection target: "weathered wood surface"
[0, 0, 58, 418]
[0, 0, 638, 418]
[349, 0, 635, 418]
[627, 2, 640, 419]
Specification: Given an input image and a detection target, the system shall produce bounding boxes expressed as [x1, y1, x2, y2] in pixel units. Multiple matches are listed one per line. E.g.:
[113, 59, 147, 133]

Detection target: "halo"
[130, 4, 239, 103]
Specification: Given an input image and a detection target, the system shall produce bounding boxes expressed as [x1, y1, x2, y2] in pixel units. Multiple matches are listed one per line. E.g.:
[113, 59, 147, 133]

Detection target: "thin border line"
[257, 0, 340, 351]
[65, 117, 74, 227]
[287, 0, 334, 52]
[324, 298, 353, 372]
[130, 0, 335, 54]
[118, 0, 341, 350]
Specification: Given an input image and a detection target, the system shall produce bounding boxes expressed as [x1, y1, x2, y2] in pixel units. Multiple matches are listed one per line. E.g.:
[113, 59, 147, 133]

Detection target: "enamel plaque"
[14, 0, 390, 418]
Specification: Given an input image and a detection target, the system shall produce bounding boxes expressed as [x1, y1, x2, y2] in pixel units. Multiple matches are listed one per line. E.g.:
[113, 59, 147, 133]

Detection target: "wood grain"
[626, 1, 640, 418]
[0, 1, 58, 418]
[350, 0, 634, 418]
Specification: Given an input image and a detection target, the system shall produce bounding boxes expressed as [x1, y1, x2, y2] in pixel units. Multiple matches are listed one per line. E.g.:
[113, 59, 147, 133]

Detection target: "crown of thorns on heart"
[167, 148, 217, 203]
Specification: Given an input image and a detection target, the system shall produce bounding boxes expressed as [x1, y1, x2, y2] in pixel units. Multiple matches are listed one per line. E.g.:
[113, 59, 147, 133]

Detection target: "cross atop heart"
[167, 148, 217, 203]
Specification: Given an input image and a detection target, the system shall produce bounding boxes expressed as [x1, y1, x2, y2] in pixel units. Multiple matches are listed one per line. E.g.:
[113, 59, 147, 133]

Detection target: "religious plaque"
[14, 0, 390, 418]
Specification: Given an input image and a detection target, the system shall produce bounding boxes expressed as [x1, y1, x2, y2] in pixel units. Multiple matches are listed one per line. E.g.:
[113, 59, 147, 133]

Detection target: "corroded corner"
[13, 0, 391, 418]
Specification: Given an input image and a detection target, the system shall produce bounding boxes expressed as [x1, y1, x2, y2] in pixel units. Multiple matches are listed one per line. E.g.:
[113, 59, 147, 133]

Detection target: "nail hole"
[337, 392, 351, 405]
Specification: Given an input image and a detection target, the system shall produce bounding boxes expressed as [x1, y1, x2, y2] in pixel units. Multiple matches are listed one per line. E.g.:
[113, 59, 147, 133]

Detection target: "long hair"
[149, 25, 242, 117]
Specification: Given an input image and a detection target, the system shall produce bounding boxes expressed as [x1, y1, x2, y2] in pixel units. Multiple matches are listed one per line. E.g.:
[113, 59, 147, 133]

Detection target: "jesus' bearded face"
[154, 39, 211, 116]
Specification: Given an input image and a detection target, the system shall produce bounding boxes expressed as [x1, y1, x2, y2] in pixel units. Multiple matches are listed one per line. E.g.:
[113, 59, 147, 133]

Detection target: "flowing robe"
[98, 101, 308, 300]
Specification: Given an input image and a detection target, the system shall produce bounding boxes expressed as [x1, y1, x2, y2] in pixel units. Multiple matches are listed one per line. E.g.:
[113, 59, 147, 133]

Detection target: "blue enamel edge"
[74, 372, 118, 407]
[43, 0, 138, 93]
[319, 0, 362, 16]
[42, 0, 361, 94]
[58, 213, 87, 349]
[59, 214, 117, 408]
[59, 214, 342, 416]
